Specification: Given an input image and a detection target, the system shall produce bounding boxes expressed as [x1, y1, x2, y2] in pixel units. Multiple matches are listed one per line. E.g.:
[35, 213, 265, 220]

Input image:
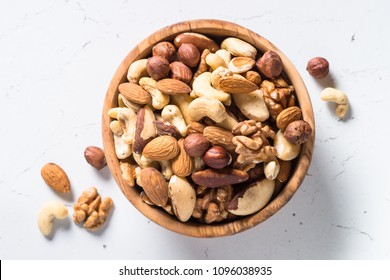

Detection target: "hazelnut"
[170, 61, 193, 84]
[84, 146, 107, 170]
[183, 133, 210, 157]
[306, 57, 329, 79]
[283, 120, 312, 145]
[256, 50, 283, 79]
[146, 56, 170, 81]
[177, 43, 200, 68]
[203, 146, 232, 169]
[244, 70, 262, 85]
[152, 41, 177, 62]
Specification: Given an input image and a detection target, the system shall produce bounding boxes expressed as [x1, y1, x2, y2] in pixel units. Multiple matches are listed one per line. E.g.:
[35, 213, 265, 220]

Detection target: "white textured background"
[1, 0, 389, 259]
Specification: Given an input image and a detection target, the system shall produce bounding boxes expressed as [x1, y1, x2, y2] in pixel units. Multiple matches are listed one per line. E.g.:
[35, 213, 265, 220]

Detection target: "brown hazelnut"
[183, 133, 210, 157]
[244, 70, 262, 85]
[306, 57, 329, 79]
[283, 120, 312, 145]
[170, 61, 193, 84]
[203, 146, 232, 169]
[152, 41, 177, 62]
[84, 146, 107, 170]
[177, 43, 200, 68]
[256, 50, 283, 79]
[146, 56, 170, 81]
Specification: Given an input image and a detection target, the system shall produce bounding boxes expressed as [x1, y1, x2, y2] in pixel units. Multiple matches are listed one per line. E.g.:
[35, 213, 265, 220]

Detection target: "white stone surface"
[1, 0, 389, 259]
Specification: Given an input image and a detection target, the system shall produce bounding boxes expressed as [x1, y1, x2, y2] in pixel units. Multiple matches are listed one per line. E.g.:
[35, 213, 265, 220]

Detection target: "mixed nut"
[108, 32, 313, 224]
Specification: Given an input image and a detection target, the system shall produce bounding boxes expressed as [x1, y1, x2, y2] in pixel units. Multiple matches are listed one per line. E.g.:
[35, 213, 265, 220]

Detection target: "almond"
[217, 75, 258, 94]
[156, 78, 192, 95]
[276, 106, 302, 131]
[203, 126, 236, 151]
[142, 135, 180, 160]
[171, 139, 194, 177]
[118, 82, 151, 105]
[138, 167, 168, 206]
[41, 163, 70, 193]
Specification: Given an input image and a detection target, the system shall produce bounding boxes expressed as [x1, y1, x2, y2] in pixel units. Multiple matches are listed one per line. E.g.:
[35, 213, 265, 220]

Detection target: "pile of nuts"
[108, 32, 312, 224]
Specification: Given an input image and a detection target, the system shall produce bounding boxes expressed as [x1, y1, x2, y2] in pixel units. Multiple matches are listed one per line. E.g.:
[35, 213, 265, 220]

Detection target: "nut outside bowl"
[102, 19, 315, 238]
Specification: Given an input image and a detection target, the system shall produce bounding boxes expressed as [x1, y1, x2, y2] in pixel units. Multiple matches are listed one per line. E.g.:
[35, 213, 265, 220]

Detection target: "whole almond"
[171, 139, 194, 177]
[218, 75, 258, 94]
[138, 167, 168, 206]
[203, 126, 236, 151]
[41, 163, 70, 193]
[84, 146, 107, 170]
[156, 78, 192, 95]
[276, 106, 302, 131]
[142, 135, 180, 160]
[118, 82, 151, 105]
[174, 32, 219, 52]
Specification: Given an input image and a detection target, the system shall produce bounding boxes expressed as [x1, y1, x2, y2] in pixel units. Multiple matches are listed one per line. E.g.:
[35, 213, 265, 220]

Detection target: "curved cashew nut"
[320, 87, 349, 118]
[37, 201, 68, 236]
[113, 134, 132, 159]
[109, 120, 123, 136]
[158, 160, 173, 180]
[191, 72, 231, 103]
[161, 104, 187, 137]
[215, 49, 232, 66]
[118, 94, 141, 112]
[215, 112, 239, 131]
[170, 94, 193, 126]
[108, 107, 137, 144]
[132, 153, 159, 169]
[188, 97, 228, 123]
[139, 77, 170, 110]
[127, 58, 148, 83]
[205, 53, 227, 70]
[221, 37, 257, 59]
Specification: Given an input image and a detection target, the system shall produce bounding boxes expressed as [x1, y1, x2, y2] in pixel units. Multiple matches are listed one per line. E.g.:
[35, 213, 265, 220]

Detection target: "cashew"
[168, 175, 196, 222]
[127, 58, 148, 83]
[132, 153, 159, 169]
[188, 97, 228, 123]
[114, 134, 132, 159]
[320, 87, 349, 118]
[108, 107, 137, 144]
[221, 37, 257, 59]
[109, 120, 123, 136]
[215, 49, 232, 66]
[232, 89, 269, 121]
[158, 160, 173, 180]
[118, 94, 141, 112]
[37, 201, 68, 236]
[274, 130, 301, 161]
[192, 72, 231, 103]
[170, 94, 193, 125]
[205, 53, 227, 70]
[215, 112, 238, 131]
[161, 104, 187, 137]
[139, 77, 170, 110]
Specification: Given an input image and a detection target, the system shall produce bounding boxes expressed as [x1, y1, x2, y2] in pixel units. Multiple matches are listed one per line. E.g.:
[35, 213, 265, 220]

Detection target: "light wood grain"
[102, 19, 315, 238]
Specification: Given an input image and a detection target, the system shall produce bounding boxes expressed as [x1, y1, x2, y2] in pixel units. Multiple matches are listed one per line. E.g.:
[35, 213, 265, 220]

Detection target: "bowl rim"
[102, 19, 315, 238]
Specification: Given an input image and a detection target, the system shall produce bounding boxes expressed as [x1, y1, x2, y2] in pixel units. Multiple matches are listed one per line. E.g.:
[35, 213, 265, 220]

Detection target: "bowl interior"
[102, 19, 315, 238]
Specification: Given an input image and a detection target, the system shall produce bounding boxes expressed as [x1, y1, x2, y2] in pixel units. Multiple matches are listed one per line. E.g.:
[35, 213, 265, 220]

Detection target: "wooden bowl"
[102, 19, 315, 238]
